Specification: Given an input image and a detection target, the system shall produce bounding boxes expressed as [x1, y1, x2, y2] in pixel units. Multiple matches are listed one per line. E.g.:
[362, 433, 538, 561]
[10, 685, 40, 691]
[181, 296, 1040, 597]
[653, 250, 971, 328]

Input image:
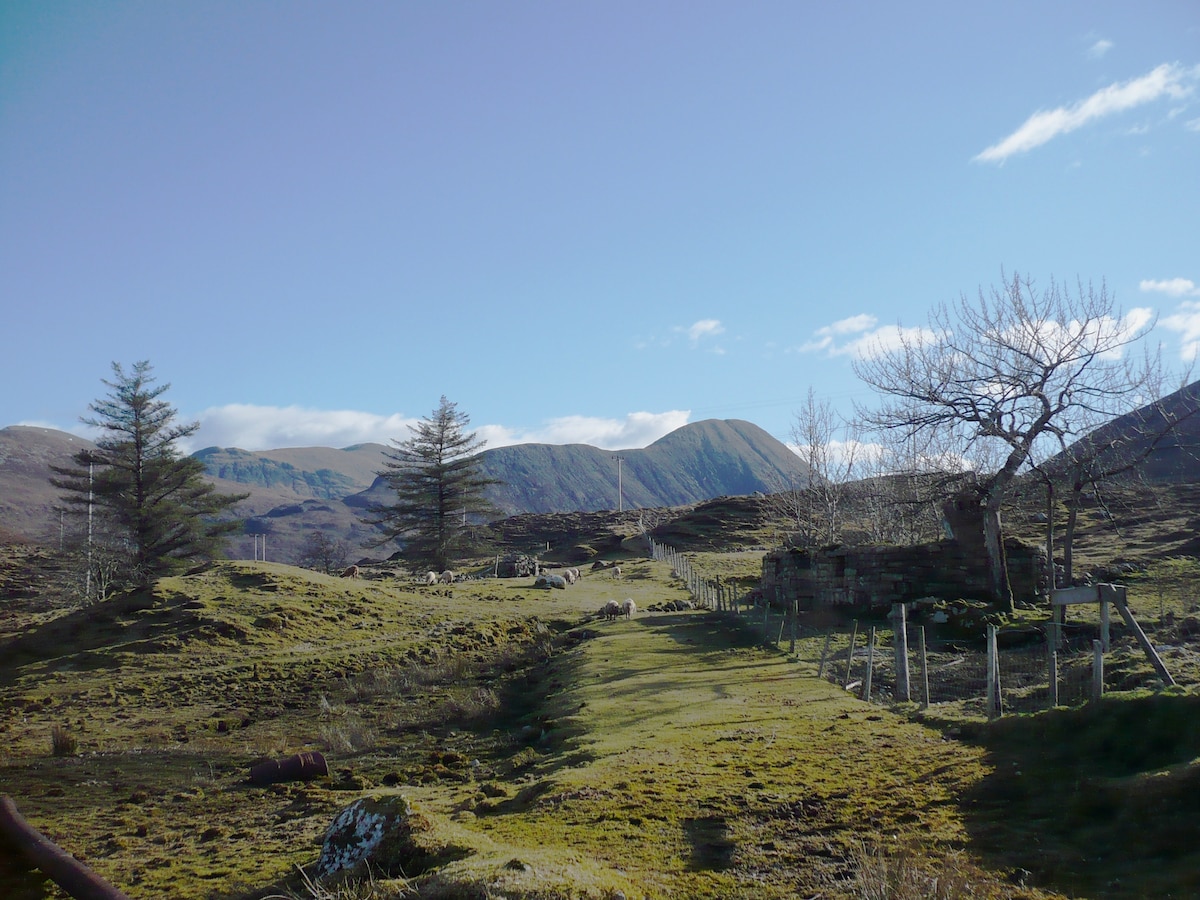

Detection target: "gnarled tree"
[854, 272, 1157, 610]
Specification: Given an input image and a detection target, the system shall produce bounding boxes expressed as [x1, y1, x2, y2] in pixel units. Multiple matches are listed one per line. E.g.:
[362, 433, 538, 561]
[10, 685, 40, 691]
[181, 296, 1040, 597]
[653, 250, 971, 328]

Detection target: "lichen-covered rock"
[316, 794, 471, 880]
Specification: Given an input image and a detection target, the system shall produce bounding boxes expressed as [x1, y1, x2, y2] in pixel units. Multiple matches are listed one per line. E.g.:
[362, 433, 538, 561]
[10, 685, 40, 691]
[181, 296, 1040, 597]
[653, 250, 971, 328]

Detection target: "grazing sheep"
[424, 571, 437, 586]
[569, 567, 581, 582]
[438, 570, 455, 584]
[620, 598, 636, 619]
[611, 566, 622, 580]
[340, 565, 360, 578]
[563, 569, 577, 585]
[603, 599, 621, 621]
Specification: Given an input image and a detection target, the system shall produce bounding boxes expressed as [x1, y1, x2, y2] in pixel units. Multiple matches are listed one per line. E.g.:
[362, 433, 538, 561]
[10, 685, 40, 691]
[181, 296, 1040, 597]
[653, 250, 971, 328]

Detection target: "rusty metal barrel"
[248, 750, 328, 786]
[0, 794, 132, 900]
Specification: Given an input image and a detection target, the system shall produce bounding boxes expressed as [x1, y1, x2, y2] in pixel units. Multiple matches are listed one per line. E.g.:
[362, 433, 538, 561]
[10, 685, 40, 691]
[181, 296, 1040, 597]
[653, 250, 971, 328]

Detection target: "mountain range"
[0, 418, 810, 563]
[5, 384, 1199, 566]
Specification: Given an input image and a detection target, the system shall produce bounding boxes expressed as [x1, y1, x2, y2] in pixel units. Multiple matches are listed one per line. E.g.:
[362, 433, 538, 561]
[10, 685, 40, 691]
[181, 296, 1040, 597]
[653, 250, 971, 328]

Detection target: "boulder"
[316, 795, 471, 880]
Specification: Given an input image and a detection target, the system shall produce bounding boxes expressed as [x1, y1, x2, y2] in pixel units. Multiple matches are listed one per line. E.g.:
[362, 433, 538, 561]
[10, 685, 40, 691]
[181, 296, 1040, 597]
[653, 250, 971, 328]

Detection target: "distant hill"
[1041, 380, 1200, 483]
[473, 418, 810, 515]
[0, 426, 97, 542]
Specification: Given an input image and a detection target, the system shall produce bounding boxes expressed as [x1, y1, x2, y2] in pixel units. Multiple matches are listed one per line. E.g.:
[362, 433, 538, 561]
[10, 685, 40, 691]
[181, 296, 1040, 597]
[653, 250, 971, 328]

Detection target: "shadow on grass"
[957, 693, 1200, 899]
[0, 589, 188, 679]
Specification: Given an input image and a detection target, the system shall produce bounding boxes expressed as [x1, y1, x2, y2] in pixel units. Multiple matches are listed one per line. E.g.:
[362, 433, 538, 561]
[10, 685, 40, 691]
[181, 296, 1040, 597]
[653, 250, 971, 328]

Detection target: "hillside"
[475, 418, 809, 515]
[0, 426, 97, 542]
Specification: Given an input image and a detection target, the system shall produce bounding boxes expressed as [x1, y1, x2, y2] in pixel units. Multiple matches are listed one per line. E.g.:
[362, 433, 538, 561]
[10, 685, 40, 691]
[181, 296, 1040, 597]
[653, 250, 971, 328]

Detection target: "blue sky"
[2, 2, 1198, 455]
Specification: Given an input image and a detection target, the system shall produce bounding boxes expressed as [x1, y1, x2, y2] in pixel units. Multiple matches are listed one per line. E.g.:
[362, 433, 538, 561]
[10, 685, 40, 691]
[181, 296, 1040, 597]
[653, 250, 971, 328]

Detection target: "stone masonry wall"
[761, 538, 1044, 619]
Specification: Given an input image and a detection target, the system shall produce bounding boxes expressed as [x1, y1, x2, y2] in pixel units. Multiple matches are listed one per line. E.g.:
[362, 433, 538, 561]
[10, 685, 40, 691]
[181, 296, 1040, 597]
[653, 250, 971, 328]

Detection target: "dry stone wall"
[762, 538, 1044, 619]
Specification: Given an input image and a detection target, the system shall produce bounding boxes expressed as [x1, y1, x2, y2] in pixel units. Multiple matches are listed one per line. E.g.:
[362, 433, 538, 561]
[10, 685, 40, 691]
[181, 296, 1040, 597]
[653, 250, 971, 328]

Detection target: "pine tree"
[52, 361, 245, 589]
[366, 396, 499, 571]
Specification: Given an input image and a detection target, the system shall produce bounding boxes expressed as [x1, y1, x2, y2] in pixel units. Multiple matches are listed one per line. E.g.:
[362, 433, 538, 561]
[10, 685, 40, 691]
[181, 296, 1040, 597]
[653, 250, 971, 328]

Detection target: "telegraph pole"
[612, 455, 625, 512]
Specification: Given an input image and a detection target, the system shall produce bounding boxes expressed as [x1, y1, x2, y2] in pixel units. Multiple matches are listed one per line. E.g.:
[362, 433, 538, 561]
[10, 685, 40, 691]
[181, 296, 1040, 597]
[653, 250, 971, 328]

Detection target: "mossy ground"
[1, 552, 1197, 898]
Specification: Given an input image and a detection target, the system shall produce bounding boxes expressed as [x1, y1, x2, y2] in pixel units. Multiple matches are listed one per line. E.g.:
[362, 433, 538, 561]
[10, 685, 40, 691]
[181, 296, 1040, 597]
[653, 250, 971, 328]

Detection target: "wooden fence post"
[891, 603, 910, 703]
[863, 627, 876, 702]
[844, 621, 859, 686]
[1047, 635, 1059, 708]
[818, 630, 833, 680]
[917, 625, 930, 709]
[986, 625, 1000, 719]
[1092, 640, 1104, 702]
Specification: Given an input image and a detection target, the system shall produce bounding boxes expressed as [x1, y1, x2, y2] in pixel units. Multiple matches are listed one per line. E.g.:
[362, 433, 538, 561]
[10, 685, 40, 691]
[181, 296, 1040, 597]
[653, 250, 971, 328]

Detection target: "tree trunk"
[982, 495, 1014, 612]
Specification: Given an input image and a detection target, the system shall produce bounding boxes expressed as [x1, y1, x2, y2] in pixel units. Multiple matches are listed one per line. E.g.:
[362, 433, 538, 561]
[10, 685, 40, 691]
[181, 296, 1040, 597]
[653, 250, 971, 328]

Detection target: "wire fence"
[652, 540, 1196, 717]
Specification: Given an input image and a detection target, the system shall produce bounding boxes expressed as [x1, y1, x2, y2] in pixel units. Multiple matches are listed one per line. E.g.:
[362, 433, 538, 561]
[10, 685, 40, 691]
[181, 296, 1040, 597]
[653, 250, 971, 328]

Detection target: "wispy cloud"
[1161, 300, 1200, 362]
[974, 62, 1199, 163]
[179, 403, 690, 453]
[796, 314, 935, 360]
[684, 318, 725, 343]
[475, 410, 691, 451]
[1140, 277, 1200, 298]
[1087, 39, 1114, 60]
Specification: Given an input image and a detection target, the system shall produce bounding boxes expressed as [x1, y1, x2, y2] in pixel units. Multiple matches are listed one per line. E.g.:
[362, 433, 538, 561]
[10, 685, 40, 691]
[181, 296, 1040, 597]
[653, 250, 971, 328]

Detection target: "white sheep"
[603, 599, 621, 621]
[424, 571, 437, 586]
[611, 566, 622, 580]
[620, 598, 636, 619]
[563, 569, 577, 585]
[438, 570, 455, 584]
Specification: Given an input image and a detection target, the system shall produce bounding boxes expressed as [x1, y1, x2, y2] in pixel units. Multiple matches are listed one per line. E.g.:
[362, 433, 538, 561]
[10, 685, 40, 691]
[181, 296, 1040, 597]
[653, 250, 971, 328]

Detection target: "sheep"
[424, 571, 437, 586]
[568, 567, 581, 582]
[603, 599, 621, 621]
[563, 569, 577, 585]
[339, 565, 360, 578]
[438, 570, 455, 584]
[620, 597, 636, 620]
[611, 566, 622, 580]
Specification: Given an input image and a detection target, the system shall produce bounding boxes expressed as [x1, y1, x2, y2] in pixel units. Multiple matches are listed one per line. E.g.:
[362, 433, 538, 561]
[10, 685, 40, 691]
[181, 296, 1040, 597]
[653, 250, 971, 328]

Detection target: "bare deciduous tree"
[854, 272, 1157, 611]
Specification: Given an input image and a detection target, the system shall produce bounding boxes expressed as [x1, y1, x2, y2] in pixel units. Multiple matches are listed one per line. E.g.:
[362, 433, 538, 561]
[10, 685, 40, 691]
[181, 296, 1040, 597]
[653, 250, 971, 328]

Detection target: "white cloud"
[1087, 39, 1114, 60]
[685, 318, 725, 343]
[1161, 300, 1200, 362]
[474, 410, 691, 451]
[974, 63, 1199, 163]
[1141, 277, 1200, 297]
[185, 403, 691, 454]
[188, 404, 421, 453]
[797, 318, 936, 360]
[1186, 117, 1200, 132]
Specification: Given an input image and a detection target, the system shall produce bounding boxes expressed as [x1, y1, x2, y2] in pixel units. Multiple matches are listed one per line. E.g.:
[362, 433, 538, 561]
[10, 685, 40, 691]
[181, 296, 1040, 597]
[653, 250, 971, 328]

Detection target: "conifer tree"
[366, 396, 499, 571]
[52, 361, 244, 589]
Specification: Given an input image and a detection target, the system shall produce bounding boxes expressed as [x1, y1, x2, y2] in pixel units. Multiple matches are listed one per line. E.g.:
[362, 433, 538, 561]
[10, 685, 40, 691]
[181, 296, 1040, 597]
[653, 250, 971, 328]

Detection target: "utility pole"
[612, 455, 625, 512]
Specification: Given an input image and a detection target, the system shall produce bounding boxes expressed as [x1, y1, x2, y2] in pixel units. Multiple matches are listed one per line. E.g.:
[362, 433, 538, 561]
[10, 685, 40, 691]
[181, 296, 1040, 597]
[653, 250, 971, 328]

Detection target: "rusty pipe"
[248, 750, 328, 786]
[0, 794, 131, 900]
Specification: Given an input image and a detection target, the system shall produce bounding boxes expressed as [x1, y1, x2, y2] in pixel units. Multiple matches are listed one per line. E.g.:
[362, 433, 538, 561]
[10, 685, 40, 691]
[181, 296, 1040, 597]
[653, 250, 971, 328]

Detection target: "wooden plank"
[1052, 585, 1100, 605]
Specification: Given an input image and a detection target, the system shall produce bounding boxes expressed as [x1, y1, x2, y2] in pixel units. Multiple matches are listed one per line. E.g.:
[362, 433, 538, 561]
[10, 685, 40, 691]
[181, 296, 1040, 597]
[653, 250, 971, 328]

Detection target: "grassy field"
[1, 550, 1198, 898]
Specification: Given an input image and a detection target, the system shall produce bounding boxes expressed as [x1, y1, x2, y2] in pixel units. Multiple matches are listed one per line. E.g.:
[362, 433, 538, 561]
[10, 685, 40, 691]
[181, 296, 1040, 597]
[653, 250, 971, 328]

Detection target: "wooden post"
[917, 625, 930, 710]
[864, 627, 876, 701]
[845, 621, 859, 686]
[789, 593, 798, 655]
[891, 603, 910, 703]
[1047, 635, 1059, 708]
[1108, 585, 1175, 686]
[986, 625, 1000, 719]
[1100, 594, 1110, 652]
[818, 630, 833, 680]
[1092, 640, 1104, 702]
